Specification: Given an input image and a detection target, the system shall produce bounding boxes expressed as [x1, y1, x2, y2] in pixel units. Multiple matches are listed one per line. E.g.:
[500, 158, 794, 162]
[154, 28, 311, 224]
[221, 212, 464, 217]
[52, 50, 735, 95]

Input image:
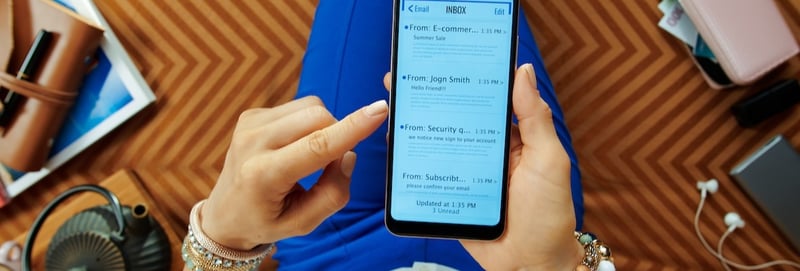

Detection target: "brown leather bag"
[0, 0, 103, 172]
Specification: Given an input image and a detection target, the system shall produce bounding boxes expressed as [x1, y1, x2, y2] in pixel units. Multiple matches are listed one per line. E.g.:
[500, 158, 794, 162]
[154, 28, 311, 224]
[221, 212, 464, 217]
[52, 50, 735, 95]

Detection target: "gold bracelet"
[575, 231, 615, 271]
[183, 235, 264, 271]
[182, 200, 274, 271]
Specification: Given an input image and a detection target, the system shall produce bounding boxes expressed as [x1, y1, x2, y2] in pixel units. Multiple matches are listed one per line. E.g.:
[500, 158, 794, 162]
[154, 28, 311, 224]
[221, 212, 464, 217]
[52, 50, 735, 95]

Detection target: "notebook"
[730, 135, 800, 252]
[0, 0, 155, 204]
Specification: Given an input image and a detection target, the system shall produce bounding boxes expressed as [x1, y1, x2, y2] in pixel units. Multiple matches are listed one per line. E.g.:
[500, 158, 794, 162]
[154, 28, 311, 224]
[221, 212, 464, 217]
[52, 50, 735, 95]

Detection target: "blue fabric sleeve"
[273, 1, 583, 270]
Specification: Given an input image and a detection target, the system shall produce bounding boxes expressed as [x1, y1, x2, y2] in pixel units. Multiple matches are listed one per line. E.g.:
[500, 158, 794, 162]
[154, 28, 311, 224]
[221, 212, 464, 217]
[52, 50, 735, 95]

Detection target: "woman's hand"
[460, 64, 582, 270]
[385, 65, 583, 270]
[201, 96, 388, 250]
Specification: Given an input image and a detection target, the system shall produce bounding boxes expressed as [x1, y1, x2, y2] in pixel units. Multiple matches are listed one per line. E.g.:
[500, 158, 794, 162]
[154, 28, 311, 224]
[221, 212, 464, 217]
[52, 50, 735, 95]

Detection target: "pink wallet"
[679, 0, 799, 89]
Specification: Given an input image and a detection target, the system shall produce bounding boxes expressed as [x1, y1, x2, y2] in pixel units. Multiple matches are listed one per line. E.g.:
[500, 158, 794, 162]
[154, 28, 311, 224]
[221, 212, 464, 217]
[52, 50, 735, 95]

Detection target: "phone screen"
[387, 0, 518, 239]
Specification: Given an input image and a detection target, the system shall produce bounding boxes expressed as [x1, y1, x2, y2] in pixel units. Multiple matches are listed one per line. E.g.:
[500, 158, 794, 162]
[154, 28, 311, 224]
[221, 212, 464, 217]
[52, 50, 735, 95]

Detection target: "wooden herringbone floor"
[2, 1, 799, 270]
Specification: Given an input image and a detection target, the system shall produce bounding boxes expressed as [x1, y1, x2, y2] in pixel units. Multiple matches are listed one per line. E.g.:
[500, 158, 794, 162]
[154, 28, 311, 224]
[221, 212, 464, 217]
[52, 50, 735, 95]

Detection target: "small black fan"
[22, 185, 172, 271]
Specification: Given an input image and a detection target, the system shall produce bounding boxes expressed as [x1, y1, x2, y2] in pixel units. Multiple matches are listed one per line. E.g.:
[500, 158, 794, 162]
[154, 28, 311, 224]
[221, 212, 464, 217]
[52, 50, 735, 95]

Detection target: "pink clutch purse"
[679, 0, 799, 89]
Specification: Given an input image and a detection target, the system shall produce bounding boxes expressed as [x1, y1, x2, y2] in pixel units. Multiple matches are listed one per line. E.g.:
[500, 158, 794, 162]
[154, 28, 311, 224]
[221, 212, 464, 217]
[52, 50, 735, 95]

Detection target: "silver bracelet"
[575, 231, 615, 271]
[182, 200, 274, 271]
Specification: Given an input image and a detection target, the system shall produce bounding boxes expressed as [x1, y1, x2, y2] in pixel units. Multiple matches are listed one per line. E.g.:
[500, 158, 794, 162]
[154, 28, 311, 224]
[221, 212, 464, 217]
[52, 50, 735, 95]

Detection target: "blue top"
[274, 1, 583, 270]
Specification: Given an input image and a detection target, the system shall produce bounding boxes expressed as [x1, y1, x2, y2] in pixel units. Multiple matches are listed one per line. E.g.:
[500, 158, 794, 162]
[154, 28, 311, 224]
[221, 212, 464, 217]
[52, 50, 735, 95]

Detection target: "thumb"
[384, 72, 392, 92]
[512, 64, 560, 150]
[280, 151, 356, 235]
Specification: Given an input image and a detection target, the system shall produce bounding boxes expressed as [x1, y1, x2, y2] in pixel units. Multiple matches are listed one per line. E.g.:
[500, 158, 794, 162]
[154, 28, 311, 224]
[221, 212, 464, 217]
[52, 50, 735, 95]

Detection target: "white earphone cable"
[717, 228, 733, 271]
[694, 188, 800, 270]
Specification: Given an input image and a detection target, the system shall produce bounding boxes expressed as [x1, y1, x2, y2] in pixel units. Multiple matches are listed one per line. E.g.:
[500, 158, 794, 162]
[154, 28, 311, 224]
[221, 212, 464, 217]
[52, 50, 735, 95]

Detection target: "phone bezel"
[385, 0, 520, 240]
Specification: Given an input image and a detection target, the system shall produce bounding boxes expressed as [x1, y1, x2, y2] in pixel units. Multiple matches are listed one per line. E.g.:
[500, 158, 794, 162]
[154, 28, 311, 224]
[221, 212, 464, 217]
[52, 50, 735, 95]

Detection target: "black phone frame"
[385, 0, 520, 241]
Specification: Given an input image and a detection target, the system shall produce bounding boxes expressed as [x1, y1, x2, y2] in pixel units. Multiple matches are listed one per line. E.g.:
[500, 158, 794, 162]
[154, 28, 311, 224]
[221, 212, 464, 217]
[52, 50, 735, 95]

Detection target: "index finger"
[265, 100, 389, 184]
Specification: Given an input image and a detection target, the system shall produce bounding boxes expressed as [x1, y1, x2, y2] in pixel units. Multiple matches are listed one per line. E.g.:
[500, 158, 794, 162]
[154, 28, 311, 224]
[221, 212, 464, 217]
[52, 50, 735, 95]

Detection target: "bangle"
[182, 200, 274, 271]
[575, 231, 615, 271]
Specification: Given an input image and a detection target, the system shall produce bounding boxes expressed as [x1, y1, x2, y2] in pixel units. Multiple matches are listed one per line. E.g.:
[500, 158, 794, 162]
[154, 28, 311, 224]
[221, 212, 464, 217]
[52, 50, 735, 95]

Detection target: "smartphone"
[386, 0, 519, 240]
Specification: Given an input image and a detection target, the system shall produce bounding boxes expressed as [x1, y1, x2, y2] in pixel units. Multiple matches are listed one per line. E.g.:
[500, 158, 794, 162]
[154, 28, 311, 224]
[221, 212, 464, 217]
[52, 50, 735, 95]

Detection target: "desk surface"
[1, 1, 799, 270]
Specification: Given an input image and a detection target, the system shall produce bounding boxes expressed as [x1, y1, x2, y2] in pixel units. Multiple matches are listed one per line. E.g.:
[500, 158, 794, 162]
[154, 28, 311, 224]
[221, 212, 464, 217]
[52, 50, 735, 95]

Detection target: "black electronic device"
[386, 0, 519, 240]
[730, 135, 800, 253]
[731, 79, 800, 127]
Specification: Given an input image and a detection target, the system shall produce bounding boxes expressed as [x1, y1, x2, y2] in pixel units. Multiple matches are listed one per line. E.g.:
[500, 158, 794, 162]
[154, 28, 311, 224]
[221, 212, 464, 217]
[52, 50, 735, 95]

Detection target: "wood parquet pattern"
[1, 1, 799, 270]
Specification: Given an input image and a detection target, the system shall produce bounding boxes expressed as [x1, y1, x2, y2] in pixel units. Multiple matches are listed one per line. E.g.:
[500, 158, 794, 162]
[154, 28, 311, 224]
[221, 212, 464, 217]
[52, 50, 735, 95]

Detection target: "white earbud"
[694, 179, 800, 270]
[724, 212, 745, 232]
[697, 179, 719, 198]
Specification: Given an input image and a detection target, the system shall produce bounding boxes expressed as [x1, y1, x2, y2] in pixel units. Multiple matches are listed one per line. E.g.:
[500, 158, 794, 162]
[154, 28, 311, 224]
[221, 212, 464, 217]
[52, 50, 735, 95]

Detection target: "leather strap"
[0, 72, 75, 106]
[0, 0, 12, 71]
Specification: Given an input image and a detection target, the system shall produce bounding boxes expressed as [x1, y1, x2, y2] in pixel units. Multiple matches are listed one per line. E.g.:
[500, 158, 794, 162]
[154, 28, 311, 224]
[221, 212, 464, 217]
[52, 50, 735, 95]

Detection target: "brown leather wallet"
[0, 0, 103, 172]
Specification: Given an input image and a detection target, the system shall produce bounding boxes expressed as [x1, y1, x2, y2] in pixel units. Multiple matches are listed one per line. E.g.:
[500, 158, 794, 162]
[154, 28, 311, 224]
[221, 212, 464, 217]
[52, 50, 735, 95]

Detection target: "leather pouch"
[0, 0, 103, 172]
[679, 0, 799, 89]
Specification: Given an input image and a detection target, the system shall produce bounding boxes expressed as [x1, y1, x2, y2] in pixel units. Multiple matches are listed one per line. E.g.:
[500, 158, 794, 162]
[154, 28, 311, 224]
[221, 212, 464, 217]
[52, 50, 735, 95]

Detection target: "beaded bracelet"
[182, 200, 274, 271]
[575, 231, 615, 271]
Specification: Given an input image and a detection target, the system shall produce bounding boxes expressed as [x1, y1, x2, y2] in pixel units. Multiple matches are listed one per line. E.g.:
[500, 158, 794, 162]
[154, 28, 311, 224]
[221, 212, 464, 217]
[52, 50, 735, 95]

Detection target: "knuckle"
[340, 112, 359, 129]
[302, 105, 333, 122]
[229, 136, 248, 153]
[234, 127, 258, 142]
[543, 104, 553, 116]
[239, 158, 263, 182]
[303, 95, 324, 106]
[306, 130, 334, 159]
[537, 98, 553, 116]
[231, 129, 262, 151]
[325, 189, 350, 211]
[239, 108, 267, 121]
[239, 155, 282, 184]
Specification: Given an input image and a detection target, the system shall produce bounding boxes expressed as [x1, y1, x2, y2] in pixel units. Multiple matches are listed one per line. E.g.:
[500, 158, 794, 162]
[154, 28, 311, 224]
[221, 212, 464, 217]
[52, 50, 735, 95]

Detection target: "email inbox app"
[391, 0, 514, 226]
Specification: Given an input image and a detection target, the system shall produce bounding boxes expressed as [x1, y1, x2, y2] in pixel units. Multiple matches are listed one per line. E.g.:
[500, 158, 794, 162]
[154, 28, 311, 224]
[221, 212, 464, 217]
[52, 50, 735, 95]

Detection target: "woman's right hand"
[200, 96, 389, 251]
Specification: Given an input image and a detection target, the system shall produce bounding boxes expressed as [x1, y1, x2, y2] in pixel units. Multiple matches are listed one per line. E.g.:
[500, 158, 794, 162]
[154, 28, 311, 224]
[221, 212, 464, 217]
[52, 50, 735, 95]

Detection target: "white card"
[658, 1, 698, 47]
[658, 0, 675, 14]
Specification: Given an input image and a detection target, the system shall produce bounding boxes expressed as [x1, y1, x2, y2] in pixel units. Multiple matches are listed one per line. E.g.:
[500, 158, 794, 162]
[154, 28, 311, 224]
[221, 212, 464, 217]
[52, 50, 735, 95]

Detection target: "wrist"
[516, 238, 584, 271]
[183, 200, 273, 271]
[199, 199, 264, 251]
[570, 239, 587, 271]
[517, 230, 618, 271]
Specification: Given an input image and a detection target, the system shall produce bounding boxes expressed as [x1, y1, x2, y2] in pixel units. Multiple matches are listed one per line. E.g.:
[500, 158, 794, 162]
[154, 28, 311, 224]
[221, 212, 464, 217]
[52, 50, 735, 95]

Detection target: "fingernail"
[364, 100, 388, 117]
[341, 151, 357, 178]
[522, 63, 536, 85]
